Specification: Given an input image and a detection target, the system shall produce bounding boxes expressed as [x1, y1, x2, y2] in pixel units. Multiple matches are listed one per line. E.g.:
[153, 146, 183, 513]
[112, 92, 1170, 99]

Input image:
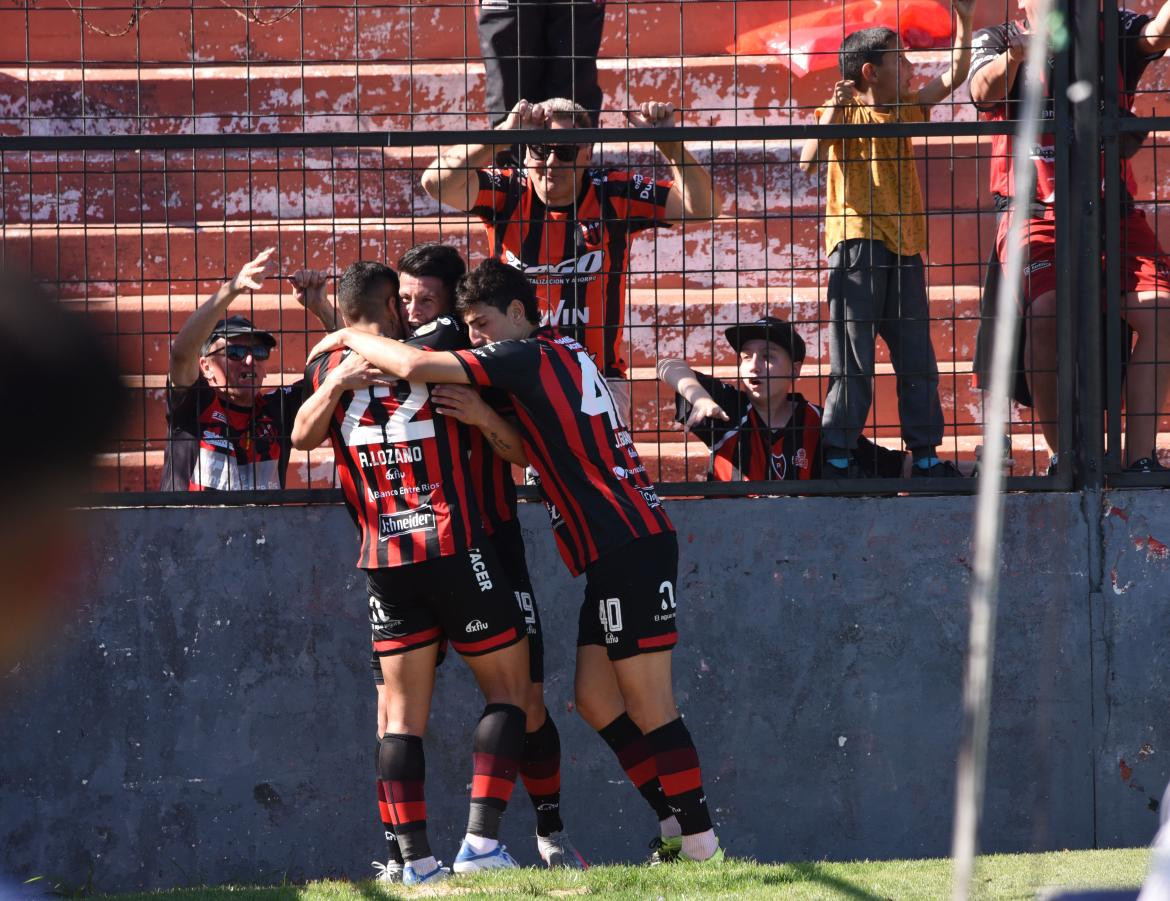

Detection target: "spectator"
[478, 0, 605, 129]
[658, 316, 903, 481]
[798, 3, 974, 478]
[969, 0, 1170, 473]
[161, 249, 341, 491]
[420, 97, 719, 425]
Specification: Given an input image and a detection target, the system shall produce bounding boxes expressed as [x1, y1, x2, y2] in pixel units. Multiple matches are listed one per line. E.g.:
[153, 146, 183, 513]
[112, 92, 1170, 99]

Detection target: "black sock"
[520, 711, 564, 836]
[598, 712, 675, 822]
[467, 703, 526, 839]
[646, 717, 713, 836]
[378, 733, 431, 862]
[375, 741, 403, 865]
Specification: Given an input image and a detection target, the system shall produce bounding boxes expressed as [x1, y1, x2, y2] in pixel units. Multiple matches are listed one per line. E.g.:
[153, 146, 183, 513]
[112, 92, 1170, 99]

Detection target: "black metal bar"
[1072, 0, 1104, 490]
[0, 121, 1050, 154]
[1103, 0, 1123, 473]
[1051, 2, 1076, 491]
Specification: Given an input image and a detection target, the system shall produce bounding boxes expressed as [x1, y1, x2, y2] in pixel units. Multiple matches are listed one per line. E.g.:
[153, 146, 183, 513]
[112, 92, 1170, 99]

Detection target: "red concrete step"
[0, 0, 1014, 67]
[1, 135, 1006, 225]
[1, 210, 996, 293]
[0, 52, 982, 136]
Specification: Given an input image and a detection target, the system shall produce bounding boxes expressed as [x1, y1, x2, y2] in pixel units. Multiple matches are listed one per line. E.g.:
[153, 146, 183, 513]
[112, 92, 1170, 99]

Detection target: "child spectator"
[798, 4, 975, 478]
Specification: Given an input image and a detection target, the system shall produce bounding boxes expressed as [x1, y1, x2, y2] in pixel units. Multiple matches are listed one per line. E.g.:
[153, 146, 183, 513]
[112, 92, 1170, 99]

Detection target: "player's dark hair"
[839, 27, 897, 84]
[455, 259, 540, 325]
[337, 261, 400, 324]
[397, 243, 466, 309]
[0, 270, 126, 496]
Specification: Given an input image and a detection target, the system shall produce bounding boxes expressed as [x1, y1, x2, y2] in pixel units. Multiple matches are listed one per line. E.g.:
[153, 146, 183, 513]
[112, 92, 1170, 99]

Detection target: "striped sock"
[520, 711, 564, 837]
[598, 713, 675, 822]
[375, 741, 404, 866]
[646, 717, 713, 836]
[467, 703, 525, 839]
[378, 733, 431, 862]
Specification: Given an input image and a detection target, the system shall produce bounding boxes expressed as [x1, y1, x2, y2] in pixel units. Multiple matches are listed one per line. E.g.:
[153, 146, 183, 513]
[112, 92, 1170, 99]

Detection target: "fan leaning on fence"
[161, 249, 340, 492]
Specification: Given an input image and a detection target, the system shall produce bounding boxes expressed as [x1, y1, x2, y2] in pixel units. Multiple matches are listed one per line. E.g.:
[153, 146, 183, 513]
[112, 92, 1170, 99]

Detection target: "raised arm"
[657, 358, 729, 428]
[917, 0, 977, 109]
[629, 101, 721, 223]
[289, 269, 341, 331]
[309, 328, 472, 385]
[969, 27, 1026, 109]
[169, 247, 275, 388]
[1138, 0, 1170, 55]
[798, 81, 855, 174]
[421, 100, 546, 211]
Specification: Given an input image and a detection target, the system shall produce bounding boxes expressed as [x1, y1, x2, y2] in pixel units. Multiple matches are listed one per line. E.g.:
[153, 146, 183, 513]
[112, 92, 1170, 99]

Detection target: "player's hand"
[832, 80, 858, 107]
[951, 0, 976, 21]
[325, 352, 392, 392]
[289, 269, 329, 310]
[307, 327, 350, 362]
[627, 100, 675, 129]
[229, 247, 276, 295]
[431, 384, 491, 427]
[499, 99, 549, 132]
[686, 396, 729, 429]
[1006, 28, 1028, 62]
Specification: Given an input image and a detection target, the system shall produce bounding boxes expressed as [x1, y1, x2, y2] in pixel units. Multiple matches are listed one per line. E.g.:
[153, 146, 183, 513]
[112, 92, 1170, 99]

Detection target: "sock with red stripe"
[374, 741, 404, 866]
[467, 703, 525, 840]
[646, 717, 714, 843]
[520, 710, 564, 837]
[378, 733, 431, 862]
[598, 713, 676, 823]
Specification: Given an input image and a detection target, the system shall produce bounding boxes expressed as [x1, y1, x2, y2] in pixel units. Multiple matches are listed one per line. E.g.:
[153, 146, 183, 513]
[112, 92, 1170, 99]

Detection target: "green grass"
[87, 848, 1150, 900]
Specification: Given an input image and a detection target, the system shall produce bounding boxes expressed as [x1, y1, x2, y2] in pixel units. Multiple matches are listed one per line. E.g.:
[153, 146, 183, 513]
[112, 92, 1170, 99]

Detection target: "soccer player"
[420, 96, 719, 424]
[308, 259, 724, 864]
[162, 248, 340, 491]
[291, 261, 532, 885]
[969, 0, 1170, 471]
[371, 242, 586, 874]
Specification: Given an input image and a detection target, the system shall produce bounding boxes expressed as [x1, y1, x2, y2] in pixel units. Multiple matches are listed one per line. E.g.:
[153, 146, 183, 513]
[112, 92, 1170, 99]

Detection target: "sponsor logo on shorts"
[656, 580, 677, 622]
[468, 548, 494, 591]
[378, 505, 436, 541]
[465, 619, 490, 633]
[1023, 260, 1052, 276]
[638, 486, 663, 509]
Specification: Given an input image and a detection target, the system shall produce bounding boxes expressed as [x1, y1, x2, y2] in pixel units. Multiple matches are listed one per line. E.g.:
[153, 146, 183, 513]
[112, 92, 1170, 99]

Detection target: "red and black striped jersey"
[676, 375, 822, 481]
[304, 317, 481, 569]
[455, 326, 673, 576]
[471, 166, 672, 378]
[466, 387, 519, 536]
[971, 10, 1159, 204]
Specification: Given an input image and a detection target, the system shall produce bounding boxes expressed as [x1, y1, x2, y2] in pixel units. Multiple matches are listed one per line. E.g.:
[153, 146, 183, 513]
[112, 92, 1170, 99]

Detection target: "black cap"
[723, 316, 806, 363]
[201, 314, 277, 355]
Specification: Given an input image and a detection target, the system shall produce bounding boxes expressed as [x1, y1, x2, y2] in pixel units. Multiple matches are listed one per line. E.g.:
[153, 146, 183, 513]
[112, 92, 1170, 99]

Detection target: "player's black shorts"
[366, 543, 525, 664]
[577, 531, 680, 660]
[490, 517, 544, 684]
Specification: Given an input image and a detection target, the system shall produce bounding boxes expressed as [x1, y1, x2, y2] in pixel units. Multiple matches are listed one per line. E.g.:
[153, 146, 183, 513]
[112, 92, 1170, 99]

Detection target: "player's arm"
[917, 0, 977, 110]
[969, 28, 1025, 109]
[310, 328, 472, 385]
[657, 357, 730, 428]
[431, 385, 530, 466]
[798, 83, 855, 173]
[169, 247, 275, 388]
[291, 354, 392, 450]
[1138, 0, 1170, 55]
[631, 101, 721, 223]
[421, 100, 546, 211]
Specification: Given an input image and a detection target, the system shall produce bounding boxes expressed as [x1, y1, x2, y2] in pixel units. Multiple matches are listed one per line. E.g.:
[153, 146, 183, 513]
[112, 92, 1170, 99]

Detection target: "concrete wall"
[1, 491, 1168, 892]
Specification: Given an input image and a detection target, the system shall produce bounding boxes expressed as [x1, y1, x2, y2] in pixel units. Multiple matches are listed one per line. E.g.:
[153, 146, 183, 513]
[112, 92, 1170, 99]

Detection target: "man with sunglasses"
[421, 96, 719, 424]
[161, 248, 341, 491]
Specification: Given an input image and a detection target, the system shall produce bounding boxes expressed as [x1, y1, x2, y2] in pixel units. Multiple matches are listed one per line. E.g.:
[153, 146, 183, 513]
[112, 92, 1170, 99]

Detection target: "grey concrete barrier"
[1, 492, 1167, 892]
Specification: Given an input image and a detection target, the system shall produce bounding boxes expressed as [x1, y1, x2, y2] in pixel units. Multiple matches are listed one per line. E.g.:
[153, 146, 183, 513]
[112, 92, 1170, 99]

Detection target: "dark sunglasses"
[527, 143, 581, 163]
[215, 343, 271, 362]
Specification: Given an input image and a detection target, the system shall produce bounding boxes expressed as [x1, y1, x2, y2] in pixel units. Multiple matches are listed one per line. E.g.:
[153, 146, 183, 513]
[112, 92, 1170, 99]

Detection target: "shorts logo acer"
[465, 619, 490, 633]
[378, 505, 436, 541]
[468, 548, 494, 591]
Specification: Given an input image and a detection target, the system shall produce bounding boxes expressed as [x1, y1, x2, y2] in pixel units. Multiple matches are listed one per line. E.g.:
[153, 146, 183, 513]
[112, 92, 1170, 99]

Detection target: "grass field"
[89, 848, 1150, 900]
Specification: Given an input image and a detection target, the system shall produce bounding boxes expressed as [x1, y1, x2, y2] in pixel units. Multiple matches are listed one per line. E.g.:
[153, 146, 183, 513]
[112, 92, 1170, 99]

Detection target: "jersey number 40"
[578, 352, 620, 427]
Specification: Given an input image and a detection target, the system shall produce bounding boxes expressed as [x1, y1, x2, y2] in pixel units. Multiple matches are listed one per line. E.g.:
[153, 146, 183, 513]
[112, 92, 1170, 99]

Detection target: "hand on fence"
[499, 99, 549, 131]
[229, 247, 276, 295]
[289, 269, 329, 310]
[627, 101, 676, 129]
[686, 396, 729, 429]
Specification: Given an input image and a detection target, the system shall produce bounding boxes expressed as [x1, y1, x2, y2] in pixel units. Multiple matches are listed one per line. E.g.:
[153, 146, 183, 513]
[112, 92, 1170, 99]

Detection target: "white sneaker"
[537, 830, 587, 869]
[452, 840, 518, 873]
[402, 859, 450, 885]
[371, 859, 403, 883]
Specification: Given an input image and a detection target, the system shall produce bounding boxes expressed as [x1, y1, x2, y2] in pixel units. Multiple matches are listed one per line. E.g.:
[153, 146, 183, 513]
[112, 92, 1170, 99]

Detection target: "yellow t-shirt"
[816, 99, 927, 258]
